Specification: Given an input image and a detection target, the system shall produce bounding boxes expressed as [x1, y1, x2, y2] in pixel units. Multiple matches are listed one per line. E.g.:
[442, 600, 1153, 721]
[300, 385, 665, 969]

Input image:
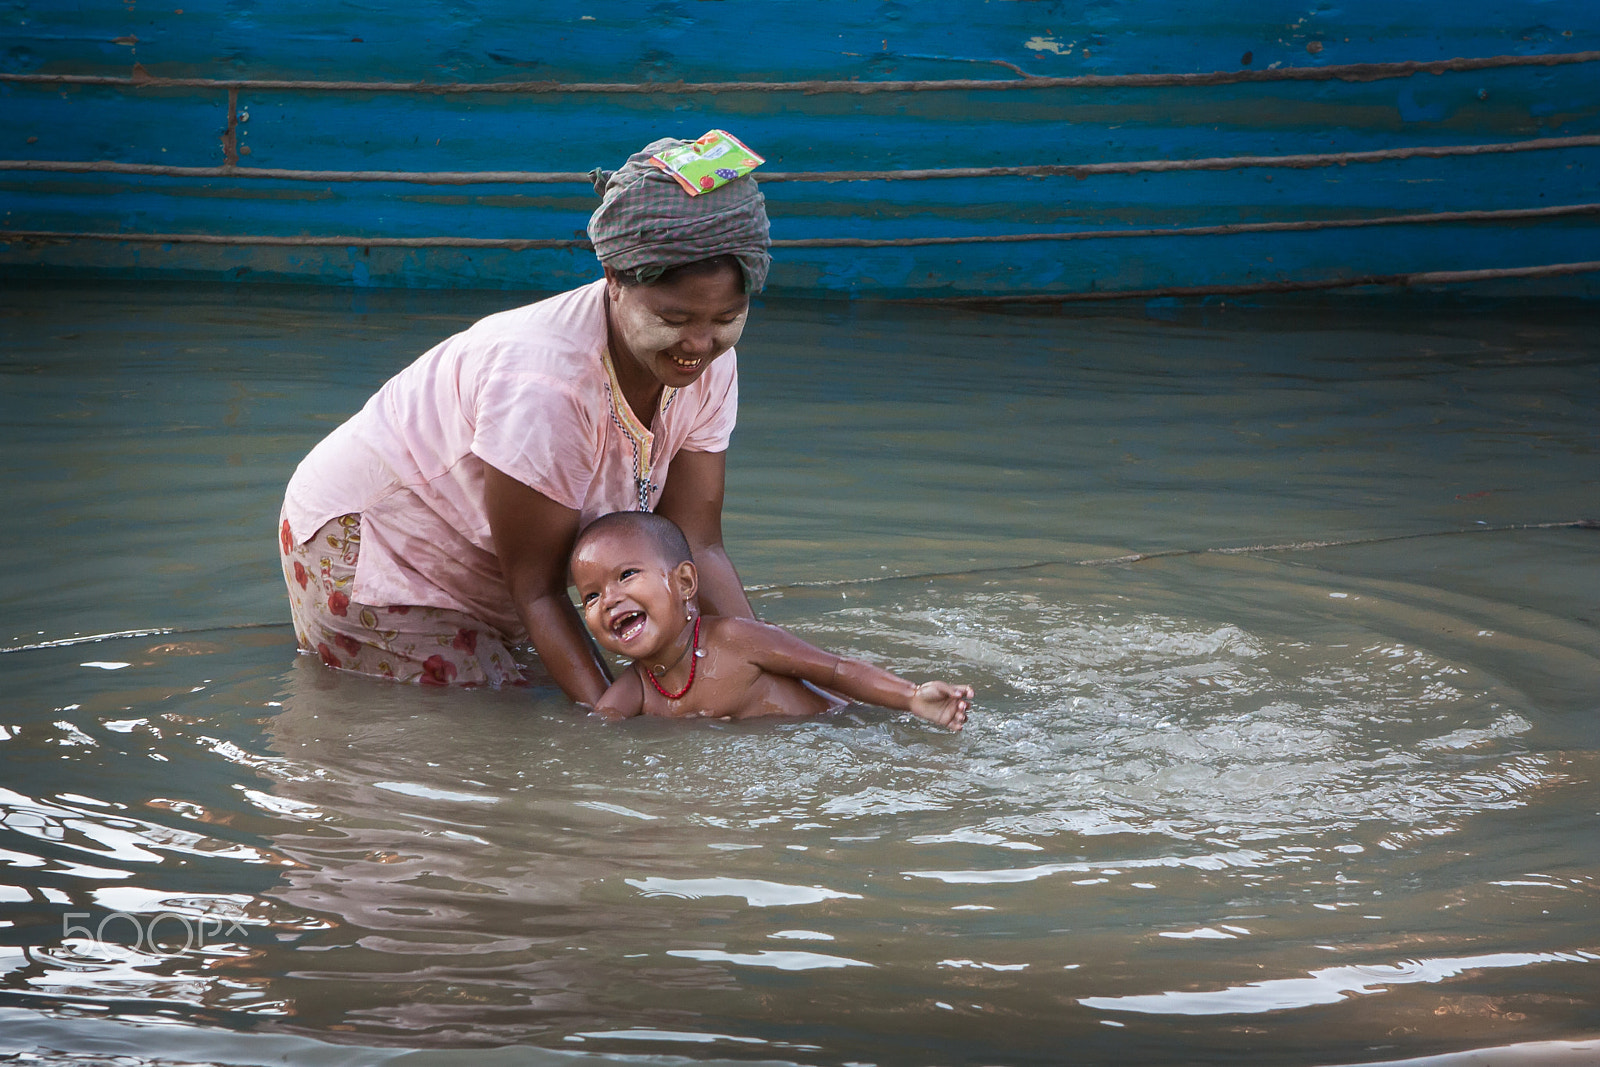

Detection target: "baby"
[569, 512, 972, 729]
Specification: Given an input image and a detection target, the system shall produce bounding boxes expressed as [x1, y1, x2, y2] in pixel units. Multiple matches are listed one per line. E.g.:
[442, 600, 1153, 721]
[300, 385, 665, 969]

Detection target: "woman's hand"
[483, 463, 612, 705]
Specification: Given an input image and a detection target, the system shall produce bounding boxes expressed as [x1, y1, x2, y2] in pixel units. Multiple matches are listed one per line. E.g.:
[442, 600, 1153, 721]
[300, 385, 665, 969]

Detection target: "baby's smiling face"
[570, 527, 696, 662]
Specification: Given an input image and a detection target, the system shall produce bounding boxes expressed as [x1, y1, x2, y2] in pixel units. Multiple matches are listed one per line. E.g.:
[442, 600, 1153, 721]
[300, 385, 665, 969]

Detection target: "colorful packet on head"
[649, 130, 766, 196]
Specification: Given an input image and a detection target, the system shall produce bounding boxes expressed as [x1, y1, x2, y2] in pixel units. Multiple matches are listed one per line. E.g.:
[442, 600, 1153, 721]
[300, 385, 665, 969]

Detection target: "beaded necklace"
[645, 616, 700, 700]
[601, 348, 678, 512]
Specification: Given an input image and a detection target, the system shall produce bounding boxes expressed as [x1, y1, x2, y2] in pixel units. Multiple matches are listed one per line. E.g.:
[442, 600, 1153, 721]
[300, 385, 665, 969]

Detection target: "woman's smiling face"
[604, 260, 749, 391]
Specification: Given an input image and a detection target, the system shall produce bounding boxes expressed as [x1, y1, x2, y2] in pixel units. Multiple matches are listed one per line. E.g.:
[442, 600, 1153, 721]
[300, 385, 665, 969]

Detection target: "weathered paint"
[2, 0, 1597, 298]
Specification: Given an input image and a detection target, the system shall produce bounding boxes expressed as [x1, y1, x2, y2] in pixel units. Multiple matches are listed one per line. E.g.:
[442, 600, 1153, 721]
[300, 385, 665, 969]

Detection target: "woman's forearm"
[521, 592, 612, 705]
[482, 463, 612, 706]
[692, 541, 754, 619]
[654, 450, 751, 618]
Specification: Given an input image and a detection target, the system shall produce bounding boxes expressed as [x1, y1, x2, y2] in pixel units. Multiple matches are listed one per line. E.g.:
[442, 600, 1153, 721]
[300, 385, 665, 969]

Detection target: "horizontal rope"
[5, 134, 1598, 187]
[0, 160, 592, 184]
[774, 203, 1600, 247]
[2, 49, 1596, 95]
[5, 202, 1597, 252]
[1, 231, 591, 249]
[927, 260, 1600, 305]
[766, 136, 1600, 181]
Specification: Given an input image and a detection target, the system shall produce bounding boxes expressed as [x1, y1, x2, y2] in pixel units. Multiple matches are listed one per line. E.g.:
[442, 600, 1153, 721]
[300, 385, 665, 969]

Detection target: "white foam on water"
[626, 877, 862, 907]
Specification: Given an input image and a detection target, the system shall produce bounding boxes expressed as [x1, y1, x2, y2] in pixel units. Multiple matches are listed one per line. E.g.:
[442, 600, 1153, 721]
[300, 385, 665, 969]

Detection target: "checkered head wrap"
[587, 137, 771, 293]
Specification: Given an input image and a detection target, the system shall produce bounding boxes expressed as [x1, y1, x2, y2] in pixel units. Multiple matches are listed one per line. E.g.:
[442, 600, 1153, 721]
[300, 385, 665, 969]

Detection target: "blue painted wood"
[7, 149, 1595, 238]
[2, 0, 1598, 297]
[4, 85, 229, 166]
[12, 67, 1597, 171]
[9, 1, 1598, 81]
[7, 215, 1595, 297]
[220, 75, 1598, 173]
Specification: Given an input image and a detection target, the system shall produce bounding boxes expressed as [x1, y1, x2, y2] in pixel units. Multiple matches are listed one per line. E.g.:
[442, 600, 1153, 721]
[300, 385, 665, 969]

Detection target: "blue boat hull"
[3, 1, 1597, 299]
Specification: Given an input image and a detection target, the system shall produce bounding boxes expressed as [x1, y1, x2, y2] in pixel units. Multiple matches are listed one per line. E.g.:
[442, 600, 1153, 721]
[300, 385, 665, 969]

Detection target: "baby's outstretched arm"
[907, 680, 975, 731]
[831, 659, 972, 731]
[730, 618, 972, 731]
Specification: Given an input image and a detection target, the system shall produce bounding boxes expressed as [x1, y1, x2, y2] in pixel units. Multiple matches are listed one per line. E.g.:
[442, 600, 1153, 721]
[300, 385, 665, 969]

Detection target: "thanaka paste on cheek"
[611, 292, 746, 366]
[612, 296, 681, 357]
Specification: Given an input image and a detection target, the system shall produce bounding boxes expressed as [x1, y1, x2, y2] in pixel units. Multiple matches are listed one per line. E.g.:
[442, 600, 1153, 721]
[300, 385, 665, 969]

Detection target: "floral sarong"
[279, 510, 528, 687]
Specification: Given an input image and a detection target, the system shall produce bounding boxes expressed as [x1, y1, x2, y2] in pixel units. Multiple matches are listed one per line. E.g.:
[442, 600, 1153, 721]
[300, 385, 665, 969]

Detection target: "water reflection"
[10, 555, 1568, 1053]
[1, 554, 1594, 1062]
[1080, 950, 1600, 1016]
[1, 286, 1596, 1063]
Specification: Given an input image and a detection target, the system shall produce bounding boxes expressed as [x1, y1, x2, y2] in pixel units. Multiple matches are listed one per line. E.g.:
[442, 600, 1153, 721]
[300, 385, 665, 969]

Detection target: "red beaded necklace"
[645, 616, 700, 700]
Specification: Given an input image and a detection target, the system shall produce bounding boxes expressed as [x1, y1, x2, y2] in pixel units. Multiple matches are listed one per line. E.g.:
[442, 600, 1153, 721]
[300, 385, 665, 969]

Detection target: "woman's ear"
[674, 560, 699, 609]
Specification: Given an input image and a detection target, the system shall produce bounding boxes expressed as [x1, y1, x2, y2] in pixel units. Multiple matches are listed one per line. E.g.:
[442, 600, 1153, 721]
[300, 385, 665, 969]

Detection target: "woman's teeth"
[670, 355, 702, 369]
[612, 612, 647, 641]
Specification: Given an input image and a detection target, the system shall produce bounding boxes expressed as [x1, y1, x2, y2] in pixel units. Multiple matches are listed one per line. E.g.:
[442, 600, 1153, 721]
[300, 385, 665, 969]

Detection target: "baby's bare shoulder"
[702, 615, 838, 684]
[703, 615, 796, 655]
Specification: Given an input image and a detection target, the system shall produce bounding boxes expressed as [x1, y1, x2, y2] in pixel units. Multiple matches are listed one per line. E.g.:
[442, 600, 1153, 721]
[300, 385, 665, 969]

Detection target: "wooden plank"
[4, 84, 229, 167]
[8, 209, 1595, 296]
[209, 75, 1595, 175]
[2, 0, 1597, 296]
[6, 143, 1594, 234]
[7, 0, 1598, 81]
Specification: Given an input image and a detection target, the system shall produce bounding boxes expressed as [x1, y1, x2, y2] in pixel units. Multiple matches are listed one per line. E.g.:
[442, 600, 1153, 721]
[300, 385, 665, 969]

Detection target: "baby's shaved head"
[571, 511, 693, 570]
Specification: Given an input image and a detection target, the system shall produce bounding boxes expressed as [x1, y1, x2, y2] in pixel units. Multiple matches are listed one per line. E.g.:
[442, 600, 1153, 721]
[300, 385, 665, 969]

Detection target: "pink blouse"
[282, 280, 738, 639]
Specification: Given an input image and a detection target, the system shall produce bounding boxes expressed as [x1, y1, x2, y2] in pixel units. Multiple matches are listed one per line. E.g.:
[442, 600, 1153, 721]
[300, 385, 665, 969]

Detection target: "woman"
[277, 135, 768, 703]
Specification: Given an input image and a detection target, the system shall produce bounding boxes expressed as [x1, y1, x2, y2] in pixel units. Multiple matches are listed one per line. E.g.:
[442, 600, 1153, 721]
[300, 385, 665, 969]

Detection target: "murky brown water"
[1, 283, 1596, 1065]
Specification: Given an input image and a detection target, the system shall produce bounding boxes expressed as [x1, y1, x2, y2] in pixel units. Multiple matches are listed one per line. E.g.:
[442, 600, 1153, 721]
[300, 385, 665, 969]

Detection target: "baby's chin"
[626, 637, 677, 664]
